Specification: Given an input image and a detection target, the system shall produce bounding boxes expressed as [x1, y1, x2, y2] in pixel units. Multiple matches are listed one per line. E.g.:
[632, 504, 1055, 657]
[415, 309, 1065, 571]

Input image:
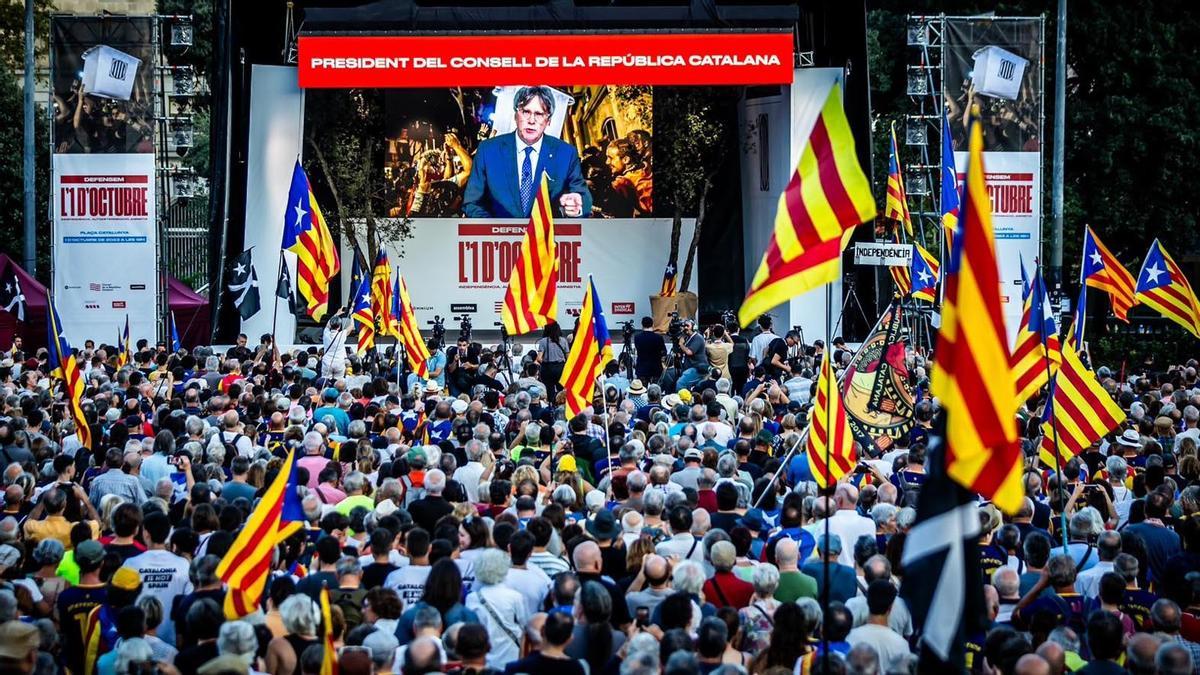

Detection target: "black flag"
[0, 268, 25, 321]
[276, 260, 298, 315]
[899, 417, 987, 668]
[228, 249, 261, 321]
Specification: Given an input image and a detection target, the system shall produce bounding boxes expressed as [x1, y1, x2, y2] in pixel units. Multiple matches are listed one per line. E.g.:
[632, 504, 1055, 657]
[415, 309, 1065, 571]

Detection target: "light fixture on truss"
[905, 119, 927, 146]
[170, 16, 193, 48]
[172, 119, 194, 155]
[173, 67, 195, 96]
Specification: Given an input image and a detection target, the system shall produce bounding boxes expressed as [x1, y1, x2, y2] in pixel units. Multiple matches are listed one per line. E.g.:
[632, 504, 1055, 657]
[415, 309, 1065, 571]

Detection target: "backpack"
[329, 587, 368, 630]
[897, 471, 923, 509]
[221, 433, 244, 467]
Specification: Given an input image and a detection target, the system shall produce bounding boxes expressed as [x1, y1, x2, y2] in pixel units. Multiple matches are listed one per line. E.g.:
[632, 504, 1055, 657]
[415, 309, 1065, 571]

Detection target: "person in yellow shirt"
[23, 486, 100, 550]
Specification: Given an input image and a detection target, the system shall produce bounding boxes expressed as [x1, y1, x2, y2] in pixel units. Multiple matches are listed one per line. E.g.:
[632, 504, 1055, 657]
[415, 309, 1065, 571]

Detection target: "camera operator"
[674, 319, 708, 390]
[726, 322, 751, 394]
[704, 324, 733, 380]
[633, 316, 667, 383]
[749, 315, 779, 367]
[319, 307, 350, 380]
[535, 323, 571, 399]
[764, 331, 802, 382]
[446, 335, 480, 397]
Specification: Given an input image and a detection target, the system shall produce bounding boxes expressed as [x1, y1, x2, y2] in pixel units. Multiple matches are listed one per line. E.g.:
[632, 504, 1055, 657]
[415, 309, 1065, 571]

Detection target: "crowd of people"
[0, 313, 1197, 675]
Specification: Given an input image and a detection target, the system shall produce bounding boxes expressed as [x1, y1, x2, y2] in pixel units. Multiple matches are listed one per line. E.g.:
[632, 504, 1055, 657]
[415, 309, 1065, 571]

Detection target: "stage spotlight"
[906, 171, 928, 196]
[173, 67, 194, 96]
[906, 18, 927, 47]
[905, 120, 926, 146]
[173, 174, 195, 200]
[906, 68, 928, 96]
[172, 121, 194, 155]
[170, 17, 193, 48]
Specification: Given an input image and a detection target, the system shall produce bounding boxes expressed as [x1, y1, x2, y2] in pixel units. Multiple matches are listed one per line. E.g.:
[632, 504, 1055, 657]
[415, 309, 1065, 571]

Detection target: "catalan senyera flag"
[1037, 342, 1126, 469]
[930, 106, 1022, 515]
[370, 250, 396, 337]
[941, 108, 961, 251]
[660, 260, 677, 297]
[47, 294, 91, 451]
[807, 352, 856, 489]
[395, 272, 432, 378]
[1011, 265, 1062, 404]
[319, 585, 338, 675]
[1082, 226, 1137, 322]
[350, 271, 375, 356]
[1064, 284, 1087, 352]
[282, 161, 340, 321]
[886, 122, 914, 237]
[501, 172, 558, 335]
[216, 450, 304, 619]
[889, 231, 912, 297]
[911, 243, 941, 303]
[116, 315, 131, 368]
[1135, 239, 1200, 338]
[737, 80, 876, 326]
[559, 276, 614, 418]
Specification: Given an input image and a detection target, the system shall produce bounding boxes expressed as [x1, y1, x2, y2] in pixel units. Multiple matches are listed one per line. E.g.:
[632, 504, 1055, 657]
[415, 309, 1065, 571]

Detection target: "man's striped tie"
[520, 146, 534, 215]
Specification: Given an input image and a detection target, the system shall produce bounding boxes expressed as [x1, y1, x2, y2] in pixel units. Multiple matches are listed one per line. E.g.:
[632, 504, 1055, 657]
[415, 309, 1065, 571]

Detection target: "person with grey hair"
[464, 84, 591, 219]
[214, 620, 260, 671]
[703, 540, 754, 609]
[363, 629, 400, 673]
[408, 468, 452, 533]
[1074, 529, 1121, 600]
[621, 631, 661, 675]
[453, 438, 487, 503]
[1157, 642, 1195, 675]
[464, 549, 527, 668]
[267, 595, 322, 675]
[1149, 599, 1200, 666]
[113, 638, 156, 675]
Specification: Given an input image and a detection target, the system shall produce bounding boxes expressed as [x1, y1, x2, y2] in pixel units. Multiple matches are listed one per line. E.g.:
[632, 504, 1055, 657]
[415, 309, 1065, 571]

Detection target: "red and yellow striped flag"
[217, 450, 303, 619]
[1038, 342, 1126, 469]
[320, 585, 339, 675]
[930, 106, 1022, 514]
[1011, 265, 1062, 403]
[501, 172, 558, 335]
[889, 231, 912, 297]
[738, 80, 876, 326]
[283, 161, 340, 321]
[394, 272, 431, 378]
[350, 272, 375, 356]
[46, 294, 91, 451]
[911, 243, 940, 303]
[886, 122, 914, 236]
[116, 315, 131, 368]
[370, 251, 396, 337]
[1134, 239, 1200, 338]
[560, 276, 614, 418]
[1082, 227, 1137, 322]
[807, 352, 856, 488]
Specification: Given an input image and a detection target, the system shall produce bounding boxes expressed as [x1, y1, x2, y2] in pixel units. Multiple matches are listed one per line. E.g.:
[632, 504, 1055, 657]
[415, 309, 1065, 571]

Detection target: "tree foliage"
[304, 88, 411, 263]
[653, 86, 741, 293]
[0, 63, 51, 279]
[0, 0, 54, 72]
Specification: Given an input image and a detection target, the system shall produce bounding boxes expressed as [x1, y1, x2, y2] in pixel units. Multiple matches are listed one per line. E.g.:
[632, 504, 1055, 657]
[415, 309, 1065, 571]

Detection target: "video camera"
[620, 320, 635, 343]
[720, 309, 736, 328]
[427, 315, 446, 348]
[666, 311, 684, 341]
[454, 314, 473, 342]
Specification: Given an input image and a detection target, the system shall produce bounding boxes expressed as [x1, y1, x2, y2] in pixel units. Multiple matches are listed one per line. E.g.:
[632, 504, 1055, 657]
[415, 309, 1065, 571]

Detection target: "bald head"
[835, 483, 859, 509]
[775, 538, 799, 569]
[572, 540, 601, 574]
[1035, 642, 1064, 675]
[1126, 633, 1161, 674]
[405, 636, 441, 672]
[1014, 654, 1051, 675]
[642, 554, 669, 584]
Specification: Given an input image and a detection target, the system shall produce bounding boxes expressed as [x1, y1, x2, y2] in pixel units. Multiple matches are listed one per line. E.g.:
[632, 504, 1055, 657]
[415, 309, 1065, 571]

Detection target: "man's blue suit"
[462, 132, 593, 218]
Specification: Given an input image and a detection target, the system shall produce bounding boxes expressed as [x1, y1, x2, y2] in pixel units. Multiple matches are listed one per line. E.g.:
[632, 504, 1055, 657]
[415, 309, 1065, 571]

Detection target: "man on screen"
[463, 86, 592, 219]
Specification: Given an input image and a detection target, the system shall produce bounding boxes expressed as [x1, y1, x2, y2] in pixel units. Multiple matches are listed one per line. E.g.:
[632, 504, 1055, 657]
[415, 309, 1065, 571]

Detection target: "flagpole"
[821, 280, 833, 668]
[271, 250, 285, 347]
[1034, 274, 1070, 554]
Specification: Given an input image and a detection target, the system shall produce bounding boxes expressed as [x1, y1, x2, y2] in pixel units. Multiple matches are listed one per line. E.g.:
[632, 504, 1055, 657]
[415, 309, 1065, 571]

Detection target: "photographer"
[535, 323, 571, 399]
[319, 308, 350, 379]
[633, 317, 666, 382]
[705, 324, 733, 380]
[674, 320, 708, 391]
[446, 335, 479, 397]
[726, 323, 751, 394]
[764, 331, 802, 382]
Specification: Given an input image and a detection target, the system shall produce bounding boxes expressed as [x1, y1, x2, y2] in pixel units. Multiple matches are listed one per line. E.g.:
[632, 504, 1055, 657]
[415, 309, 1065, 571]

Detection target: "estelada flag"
[737, 79, 875, 326]
[282, 161, 340, 321]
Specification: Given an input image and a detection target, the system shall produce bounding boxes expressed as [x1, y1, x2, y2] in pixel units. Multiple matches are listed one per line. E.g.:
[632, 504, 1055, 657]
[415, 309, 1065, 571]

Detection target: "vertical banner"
[50, 17, 158, 345]
[943, 17, 1045, 343]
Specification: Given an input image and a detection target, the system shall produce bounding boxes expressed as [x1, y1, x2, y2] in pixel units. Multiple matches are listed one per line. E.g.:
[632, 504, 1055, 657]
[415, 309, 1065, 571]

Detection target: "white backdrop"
[52, 153, 158, 344]
[240, 65, 304, 342]
[344, 217, 696, 330]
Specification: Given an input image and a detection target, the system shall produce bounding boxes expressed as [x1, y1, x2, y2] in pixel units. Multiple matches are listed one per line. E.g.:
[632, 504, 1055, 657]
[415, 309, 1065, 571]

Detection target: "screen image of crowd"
[377, 85, 653, 219]
[0, 311, 1198, 674]
[50, 20, 156, 155]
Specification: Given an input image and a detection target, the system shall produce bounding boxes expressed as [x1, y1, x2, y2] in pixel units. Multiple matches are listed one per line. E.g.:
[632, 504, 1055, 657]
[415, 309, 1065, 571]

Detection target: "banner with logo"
[944, 17, 1044, 341]
[355, 217, 695, 328]
[51, 17, 158, 344]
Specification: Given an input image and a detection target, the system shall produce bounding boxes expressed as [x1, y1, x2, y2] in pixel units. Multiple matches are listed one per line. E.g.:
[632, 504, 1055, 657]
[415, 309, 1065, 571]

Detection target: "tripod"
[495, 325, 517, 388]
[831, 273, 871, 339]
[619, 323, 636, 379]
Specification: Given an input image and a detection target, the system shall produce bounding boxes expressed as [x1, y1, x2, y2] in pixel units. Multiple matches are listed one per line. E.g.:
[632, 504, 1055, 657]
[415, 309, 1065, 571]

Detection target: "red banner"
[298, 32, 793, 88]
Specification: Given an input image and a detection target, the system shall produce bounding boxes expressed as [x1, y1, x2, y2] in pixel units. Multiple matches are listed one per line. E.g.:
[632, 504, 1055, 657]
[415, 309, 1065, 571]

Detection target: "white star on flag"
[917, 268, 932, 284]
[1144, 263, 1165, 285]
[234, 262, 246, 276]
[1090, 251, 1102, 267]
[293, 201, 308, 226]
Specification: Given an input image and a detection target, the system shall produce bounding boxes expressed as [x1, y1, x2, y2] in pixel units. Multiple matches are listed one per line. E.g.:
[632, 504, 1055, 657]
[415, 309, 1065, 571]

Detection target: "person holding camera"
[726, 323, 751, 394]
[764, 331, 801, 382]
[446, 335, 479, 397]
[705, 324, 733, 380]
[675, 320, 708, 391]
